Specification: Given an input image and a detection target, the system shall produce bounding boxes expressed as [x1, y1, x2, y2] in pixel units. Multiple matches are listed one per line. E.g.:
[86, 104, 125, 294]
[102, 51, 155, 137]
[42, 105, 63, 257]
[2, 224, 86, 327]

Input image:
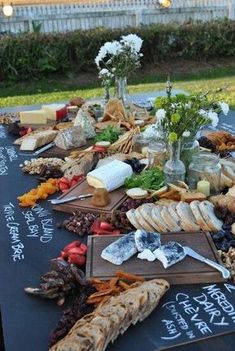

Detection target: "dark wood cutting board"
[86, 232, 226, 284]
[53, 180, 127, 215]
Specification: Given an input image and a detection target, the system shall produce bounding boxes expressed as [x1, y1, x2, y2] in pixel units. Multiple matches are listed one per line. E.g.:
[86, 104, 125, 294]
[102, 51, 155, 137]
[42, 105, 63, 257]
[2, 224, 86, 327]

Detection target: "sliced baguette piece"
[176, 201, 200, 232]
[126, 209, 142, 230]
[151, 206, 169, 233]
[126, 188, 148, 199]
[190, 200, 211, 231]
[137, 204, 162, 232]
[168, 202, 182, 227]
[199, 201, 223, 232]
[135, 207, 156, 232]
[161, 207, 181, 232]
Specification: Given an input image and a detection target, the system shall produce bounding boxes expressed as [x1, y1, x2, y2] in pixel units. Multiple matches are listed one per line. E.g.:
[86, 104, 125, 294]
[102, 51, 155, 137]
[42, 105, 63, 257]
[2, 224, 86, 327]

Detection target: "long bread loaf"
[50, 279, 169, 351]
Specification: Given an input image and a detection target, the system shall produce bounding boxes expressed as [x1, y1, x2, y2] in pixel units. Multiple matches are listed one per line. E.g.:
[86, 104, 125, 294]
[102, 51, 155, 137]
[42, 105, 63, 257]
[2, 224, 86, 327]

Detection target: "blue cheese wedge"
[134, 230, 161, 252]
[101, 232, 137, 265]
[153, 241, 186, 268]
[137, 249, 156, 262]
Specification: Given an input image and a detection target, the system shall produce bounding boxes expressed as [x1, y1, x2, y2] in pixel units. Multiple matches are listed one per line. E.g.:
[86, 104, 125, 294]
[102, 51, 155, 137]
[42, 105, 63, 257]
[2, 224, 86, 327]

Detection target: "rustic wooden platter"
[53, 180, 127, 214]
[41, 140, 94, 158]
[86, 232, 226, 284]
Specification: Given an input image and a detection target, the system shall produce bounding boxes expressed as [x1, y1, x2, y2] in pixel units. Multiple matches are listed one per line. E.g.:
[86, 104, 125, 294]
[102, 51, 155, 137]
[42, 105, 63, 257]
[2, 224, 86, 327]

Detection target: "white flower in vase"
[208, 110, 219, 127]
[156, 109, 166, 123]
[182, 131, 191, 137]
[218, 102, 229, 115]
[121, 34, 143, 52]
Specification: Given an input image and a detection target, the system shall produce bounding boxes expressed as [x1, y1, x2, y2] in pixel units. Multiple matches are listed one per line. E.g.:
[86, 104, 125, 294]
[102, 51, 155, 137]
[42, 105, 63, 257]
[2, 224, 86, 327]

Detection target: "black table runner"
[1, 110, 235, 351]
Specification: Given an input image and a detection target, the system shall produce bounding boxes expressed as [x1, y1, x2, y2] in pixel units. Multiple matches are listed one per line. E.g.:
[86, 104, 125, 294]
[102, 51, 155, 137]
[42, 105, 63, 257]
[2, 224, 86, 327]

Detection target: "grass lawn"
[0, 65, 235, 109]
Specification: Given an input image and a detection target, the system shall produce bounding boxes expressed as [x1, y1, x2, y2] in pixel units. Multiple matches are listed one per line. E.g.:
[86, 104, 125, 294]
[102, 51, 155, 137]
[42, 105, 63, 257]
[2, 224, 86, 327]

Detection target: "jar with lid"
[188, 153, 221, 195]
[148, 140, 166, 169]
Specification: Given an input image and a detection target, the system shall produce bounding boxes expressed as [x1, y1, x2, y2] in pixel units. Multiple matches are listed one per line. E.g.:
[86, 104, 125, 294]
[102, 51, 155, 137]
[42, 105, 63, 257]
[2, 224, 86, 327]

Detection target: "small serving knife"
[48, 193, 92, 205]
[184, 246, 230, 279]
[18, 142, 55, 156]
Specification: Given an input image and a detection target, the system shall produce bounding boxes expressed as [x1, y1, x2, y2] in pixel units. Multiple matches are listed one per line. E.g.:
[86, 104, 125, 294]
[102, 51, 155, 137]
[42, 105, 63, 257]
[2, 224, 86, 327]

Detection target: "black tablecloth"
[1, 106, 235, 351]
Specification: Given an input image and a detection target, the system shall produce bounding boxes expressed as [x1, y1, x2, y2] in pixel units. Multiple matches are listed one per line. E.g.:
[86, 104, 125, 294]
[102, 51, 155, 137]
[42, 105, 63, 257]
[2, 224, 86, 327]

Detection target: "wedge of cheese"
[87, 160, 133, 191]
[42, 104, 67, 121]
[20, 110, 48, 124]
[20, 130, 58, 151]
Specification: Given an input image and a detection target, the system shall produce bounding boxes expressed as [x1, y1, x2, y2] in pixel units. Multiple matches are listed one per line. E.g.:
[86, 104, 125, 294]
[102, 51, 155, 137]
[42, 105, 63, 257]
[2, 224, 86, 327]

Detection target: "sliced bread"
[137, 204, 162, 232]
[168, 202, 182, 225]
[126, 209, 142, 230]
[190, 201, 211, 231]
[199, 201, 223, 232]
[135, 207, 156, 232]
[151, 206, 169, 233]
[161, 207, 181, 232]
[176, 201, 200, 232]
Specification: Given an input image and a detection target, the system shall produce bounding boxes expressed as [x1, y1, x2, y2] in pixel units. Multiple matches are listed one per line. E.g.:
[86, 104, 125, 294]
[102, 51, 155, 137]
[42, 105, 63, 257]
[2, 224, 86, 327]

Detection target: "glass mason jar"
[181, 136, 200, 172]
[164, 139, 186, 184]
[188, 153, 221, 194]
[133, 134, 152, 157]
[115, 76, 131, 108]
[148, 140, 167, 169]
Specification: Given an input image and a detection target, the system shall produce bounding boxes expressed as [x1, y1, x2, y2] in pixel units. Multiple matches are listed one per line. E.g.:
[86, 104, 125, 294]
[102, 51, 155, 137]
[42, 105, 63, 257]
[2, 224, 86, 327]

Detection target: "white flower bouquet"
[95, 34, 143, 79]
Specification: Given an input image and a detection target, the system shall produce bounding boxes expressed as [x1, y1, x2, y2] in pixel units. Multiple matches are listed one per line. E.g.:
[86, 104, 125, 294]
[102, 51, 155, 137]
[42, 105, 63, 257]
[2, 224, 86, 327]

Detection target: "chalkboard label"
[158, 283, 235, 346]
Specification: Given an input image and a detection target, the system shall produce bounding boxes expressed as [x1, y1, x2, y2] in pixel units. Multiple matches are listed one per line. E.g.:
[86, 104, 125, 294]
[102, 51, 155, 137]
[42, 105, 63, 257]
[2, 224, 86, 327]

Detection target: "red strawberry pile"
[91, 219, 120, 236]
[58, 175, 84, 192]
[60, 240, 87, 266]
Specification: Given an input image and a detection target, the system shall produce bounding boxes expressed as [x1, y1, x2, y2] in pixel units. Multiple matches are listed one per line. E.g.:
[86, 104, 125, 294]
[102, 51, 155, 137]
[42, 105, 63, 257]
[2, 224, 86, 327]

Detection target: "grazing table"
[1, 92, 235, 351]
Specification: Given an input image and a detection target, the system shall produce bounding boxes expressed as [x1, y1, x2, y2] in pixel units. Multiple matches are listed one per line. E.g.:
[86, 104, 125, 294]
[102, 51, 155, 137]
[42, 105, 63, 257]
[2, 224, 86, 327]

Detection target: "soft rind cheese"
[20, 110, 48, 124]
[20, 130, 58, 151]
[41, 104, 67, 121]
[134, 230, 161, 252]
[153, 241, 186, 268]
[101, 232, 137, 265]
[87, 160, 133, 191]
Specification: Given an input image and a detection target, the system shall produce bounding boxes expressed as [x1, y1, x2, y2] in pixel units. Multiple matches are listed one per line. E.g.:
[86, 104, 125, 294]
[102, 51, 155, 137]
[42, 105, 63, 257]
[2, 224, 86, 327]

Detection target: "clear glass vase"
[164, 139, 186, 184]
[181, 136, 199, 173]
[115, 76, 130, 108]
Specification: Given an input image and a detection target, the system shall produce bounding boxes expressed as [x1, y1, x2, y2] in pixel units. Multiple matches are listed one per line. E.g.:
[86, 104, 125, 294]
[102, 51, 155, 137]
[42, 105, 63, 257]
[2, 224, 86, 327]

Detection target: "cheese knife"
[48, 193, 92, 205]
[184, 246, 230, 279]
[18, 142, 55, 156]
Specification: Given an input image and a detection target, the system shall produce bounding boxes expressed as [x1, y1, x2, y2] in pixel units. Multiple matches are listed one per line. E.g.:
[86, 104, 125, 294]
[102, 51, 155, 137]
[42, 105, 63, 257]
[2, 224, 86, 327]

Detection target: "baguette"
[50, 279, 170, 351]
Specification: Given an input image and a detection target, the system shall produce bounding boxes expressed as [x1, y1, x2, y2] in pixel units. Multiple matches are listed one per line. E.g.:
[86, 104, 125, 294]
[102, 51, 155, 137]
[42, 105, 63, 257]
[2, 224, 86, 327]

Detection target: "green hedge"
[0, 20, 235, 81]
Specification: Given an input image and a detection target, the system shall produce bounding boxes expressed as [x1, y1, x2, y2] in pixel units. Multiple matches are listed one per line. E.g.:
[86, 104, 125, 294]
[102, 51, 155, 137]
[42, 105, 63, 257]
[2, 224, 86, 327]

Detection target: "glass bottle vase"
[164, 139, 186, 184]
[115, 76, 130, 108]
[181, 136, 199, 173]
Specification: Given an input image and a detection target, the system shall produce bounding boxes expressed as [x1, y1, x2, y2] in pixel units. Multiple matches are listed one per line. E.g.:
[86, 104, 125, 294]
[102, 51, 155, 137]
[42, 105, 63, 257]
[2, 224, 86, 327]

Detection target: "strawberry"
[90, 219, 102, 233]
[67, 246, 86, 256]
[59, 182, 70, 191]
[100, 222, 113, 231]
[70, 179, 78, 188]
[92, 146, 106, 153]
[79, 243, 87, 255]
[62, 240, 81, 258]
[59, 177, 70, 185]
[68, 253, 86, 266]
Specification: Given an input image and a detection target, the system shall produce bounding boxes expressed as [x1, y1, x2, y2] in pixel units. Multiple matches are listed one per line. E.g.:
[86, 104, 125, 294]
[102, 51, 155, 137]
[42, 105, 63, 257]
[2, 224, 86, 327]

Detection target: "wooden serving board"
[41, 140, 94, 158]
[86, 232, 226, 284]
[53, 180, 127, 215]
